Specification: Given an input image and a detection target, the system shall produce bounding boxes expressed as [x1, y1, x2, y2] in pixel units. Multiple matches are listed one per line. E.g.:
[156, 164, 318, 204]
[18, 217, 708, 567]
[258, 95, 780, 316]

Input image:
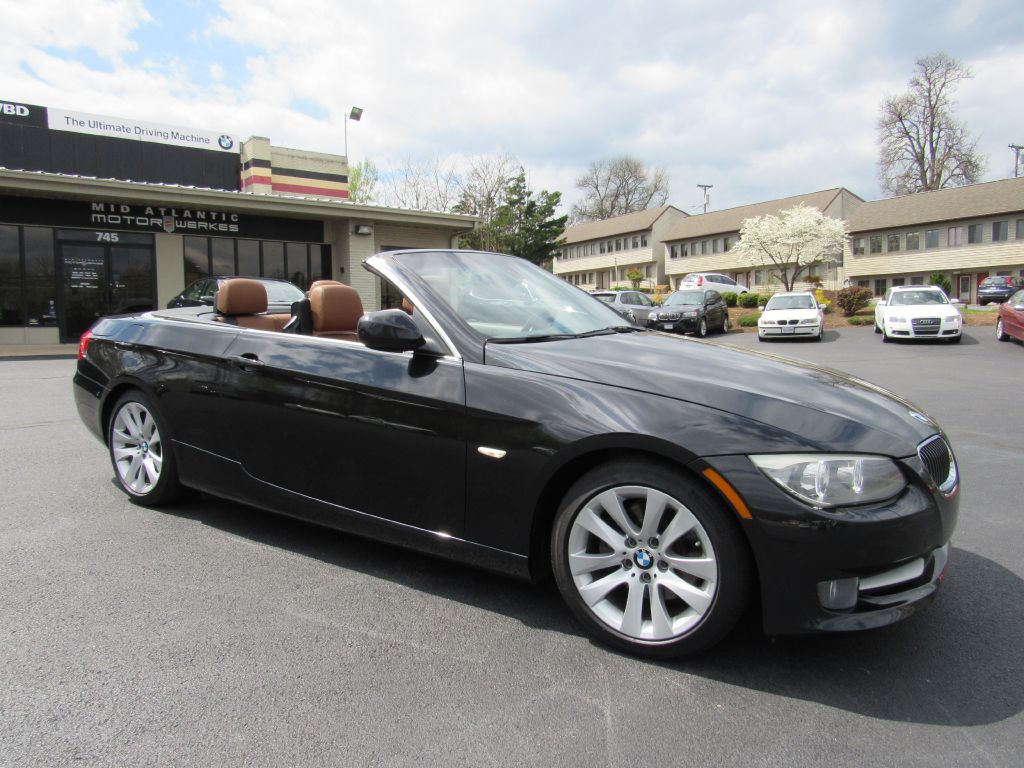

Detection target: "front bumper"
[695, 449, 958, 635]
[650, 315, 701, 333]
[759, 323, 820, 337]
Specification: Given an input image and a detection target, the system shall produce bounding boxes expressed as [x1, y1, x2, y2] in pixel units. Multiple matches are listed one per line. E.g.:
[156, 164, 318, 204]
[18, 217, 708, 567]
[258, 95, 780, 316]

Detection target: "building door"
[58, 230, 155, 341]
[957, 274, 971, 303]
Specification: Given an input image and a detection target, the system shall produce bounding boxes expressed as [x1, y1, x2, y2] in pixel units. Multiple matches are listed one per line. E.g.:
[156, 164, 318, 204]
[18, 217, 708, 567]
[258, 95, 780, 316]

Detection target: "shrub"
[721, 291, 738, 307]
[611, 285, 629, 291]
[929, 272, 953, 295]
[738, 292, 761, 308]
[847, 315, 874, 325]
[738, 314, 760, 327]
[835, 286, 873, 316]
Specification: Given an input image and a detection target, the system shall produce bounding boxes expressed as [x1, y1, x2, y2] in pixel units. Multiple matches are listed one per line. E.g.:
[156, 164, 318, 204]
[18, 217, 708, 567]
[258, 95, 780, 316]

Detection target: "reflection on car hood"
[761, 308, 820, 320]
[881, 304, 959, 319]
[483, 333, 939, 456]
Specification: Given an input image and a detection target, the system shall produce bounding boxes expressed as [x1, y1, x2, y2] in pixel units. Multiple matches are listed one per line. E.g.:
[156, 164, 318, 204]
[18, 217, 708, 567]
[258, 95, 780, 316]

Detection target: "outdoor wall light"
[354, 224, 373, 236]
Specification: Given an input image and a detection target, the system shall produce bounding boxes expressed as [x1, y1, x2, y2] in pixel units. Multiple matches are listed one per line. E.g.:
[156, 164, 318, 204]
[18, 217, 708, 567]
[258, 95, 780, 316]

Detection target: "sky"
[4, 0, 1024, 215]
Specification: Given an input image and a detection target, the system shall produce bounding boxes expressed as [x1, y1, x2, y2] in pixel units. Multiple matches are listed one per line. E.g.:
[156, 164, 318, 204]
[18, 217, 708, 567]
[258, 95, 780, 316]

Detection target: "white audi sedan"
[758, 292, 824, 341]
[874, 286, 962, 343]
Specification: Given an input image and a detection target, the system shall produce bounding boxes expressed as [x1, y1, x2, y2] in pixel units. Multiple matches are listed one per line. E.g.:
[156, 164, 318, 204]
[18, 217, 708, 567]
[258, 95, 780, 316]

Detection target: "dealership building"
[0, 99, 476, 346]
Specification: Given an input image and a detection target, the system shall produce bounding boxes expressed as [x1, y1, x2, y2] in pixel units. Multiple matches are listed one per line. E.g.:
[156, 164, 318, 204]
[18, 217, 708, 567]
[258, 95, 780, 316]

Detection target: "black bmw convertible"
[73, 249, 959, 658]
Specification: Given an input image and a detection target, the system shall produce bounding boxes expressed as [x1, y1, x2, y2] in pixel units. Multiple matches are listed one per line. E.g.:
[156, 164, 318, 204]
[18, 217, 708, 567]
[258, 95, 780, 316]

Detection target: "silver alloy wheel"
[698, 318, 707, 337]
[722, 316, 730, 332]
[996, 318, 1008, 341]
[111, 401, 164, 495]
[567, 485, 718, 641]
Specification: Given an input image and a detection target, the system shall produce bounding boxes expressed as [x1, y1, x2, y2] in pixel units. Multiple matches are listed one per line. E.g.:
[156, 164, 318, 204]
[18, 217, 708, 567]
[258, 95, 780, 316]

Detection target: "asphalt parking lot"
[2, 326, 1022, 768]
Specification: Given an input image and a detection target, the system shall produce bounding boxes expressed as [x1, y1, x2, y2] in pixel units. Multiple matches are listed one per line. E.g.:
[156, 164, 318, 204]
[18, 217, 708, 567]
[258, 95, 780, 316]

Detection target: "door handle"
[230, 353, 265, 371]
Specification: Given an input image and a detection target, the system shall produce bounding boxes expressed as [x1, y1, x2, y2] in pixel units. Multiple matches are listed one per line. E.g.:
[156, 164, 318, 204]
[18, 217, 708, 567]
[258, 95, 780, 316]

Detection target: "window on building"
[669, 245, 677, 259]
[857, 280, 870, 289]
[0, 225, 57, 328]
[892, 277, 906, 287]
[682, 243, 689, 258]
[874, 278, 887, 296]
[887, 234, 900, 252]
[701, 240, 709, 255]
[869, 235, 882, 254]
[852, 237, 865, 255]
[641, 234, 648, 247]
[948, 226, 966, 246]
[591, 243, 597, 255]
[615, 239, 622, 251]
[905, 232, 920, 250]
[599, 241, 606, 254]
[993, 220, 1008, 241]
[211, 237, 234, 276]
[237, 239, 260, 275]
[724, 236, 734, 252]
[632, 236, 640, 249]
[968, 223, 983, 243]
[1017, 219, 1024, 239]
[925, 229, 939, 249]
[754, 270, 764, 285]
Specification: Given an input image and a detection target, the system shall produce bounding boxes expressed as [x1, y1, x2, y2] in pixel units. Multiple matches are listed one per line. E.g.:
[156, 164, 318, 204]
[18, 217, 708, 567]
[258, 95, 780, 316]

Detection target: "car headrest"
[310, 283, 364, 332]
[215, 278, 268, 315]
[308, 279, 344, 293]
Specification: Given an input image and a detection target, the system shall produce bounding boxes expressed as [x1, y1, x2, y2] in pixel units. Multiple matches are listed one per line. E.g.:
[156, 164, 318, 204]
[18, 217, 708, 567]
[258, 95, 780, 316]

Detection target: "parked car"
[977, 275, 1022, 305]
[995, 288, 1024, 343]
[758, 292, 824, 342]
[648, 289, 729, 336]
[874, 285, 962, 343]
[167, 276, 305, 314]
[679, 272, 748, 295]
[590, 290, 654, 324]
[74, 249, 958, 659]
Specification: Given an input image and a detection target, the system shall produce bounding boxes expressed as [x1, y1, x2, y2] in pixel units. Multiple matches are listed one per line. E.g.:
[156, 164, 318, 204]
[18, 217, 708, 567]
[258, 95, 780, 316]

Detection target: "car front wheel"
[696, 318, 708, 337]
[996, 318, 1010, 341]
[108, 391, 184, 506]
[551, 461, 751, 658]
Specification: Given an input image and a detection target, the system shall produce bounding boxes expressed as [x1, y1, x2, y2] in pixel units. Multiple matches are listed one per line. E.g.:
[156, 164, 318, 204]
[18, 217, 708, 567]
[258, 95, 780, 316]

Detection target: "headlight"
[684, 310, 697, 317]
[888, 316, 906, 323]
[799, 318, 818, 325]
[749, 454, 906, 508]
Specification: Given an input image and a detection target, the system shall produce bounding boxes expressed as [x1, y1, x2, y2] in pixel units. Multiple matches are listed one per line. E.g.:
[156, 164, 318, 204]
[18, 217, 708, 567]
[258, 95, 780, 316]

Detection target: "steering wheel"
[518, 307, 572, 336]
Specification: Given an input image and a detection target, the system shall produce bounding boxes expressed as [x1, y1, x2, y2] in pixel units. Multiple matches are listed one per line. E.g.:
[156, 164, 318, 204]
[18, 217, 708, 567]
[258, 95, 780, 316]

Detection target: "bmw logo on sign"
[218, 135, 234, 150]
[634, 549, 654, 570]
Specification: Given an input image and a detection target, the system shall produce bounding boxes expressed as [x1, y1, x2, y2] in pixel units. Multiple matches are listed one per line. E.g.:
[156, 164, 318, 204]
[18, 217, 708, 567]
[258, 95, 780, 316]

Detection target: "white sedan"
[758, 292, 824, 341]
[874, 286, 962, 343]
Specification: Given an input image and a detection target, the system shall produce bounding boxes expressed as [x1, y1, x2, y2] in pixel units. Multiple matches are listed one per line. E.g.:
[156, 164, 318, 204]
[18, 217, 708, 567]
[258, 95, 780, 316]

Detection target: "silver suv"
[679, 272, 748, 294]
[590, 290, 655, 324]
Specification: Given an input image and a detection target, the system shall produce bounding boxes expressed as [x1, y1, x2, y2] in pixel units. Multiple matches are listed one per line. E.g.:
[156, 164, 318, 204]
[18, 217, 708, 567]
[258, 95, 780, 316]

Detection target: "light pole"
[344, 106, 363, 159]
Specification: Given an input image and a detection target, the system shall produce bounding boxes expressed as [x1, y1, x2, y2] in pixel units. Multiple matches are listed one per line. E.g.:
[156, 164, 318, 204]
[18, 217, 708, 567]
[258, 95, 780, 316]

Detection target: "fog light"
[817, 577, 858, 610]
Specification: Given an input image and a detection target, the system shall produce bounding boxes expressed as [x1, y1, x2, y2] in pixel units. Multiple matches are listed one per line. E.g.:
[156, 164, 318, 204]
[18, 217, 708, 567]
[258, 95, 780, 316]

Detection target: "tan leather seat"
[310, 283, 364, 341]
[215, 278, 290, 331]
[308, 279, 343, 294]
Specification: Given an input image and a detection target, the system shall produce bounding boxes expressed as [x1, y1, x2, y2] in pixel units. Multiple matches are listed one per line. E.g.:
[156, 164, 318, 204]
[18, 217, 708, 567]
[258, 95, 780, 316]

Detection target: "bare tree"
[570, 156, 669, 223]
[380, 156, 461, 212]
[877, 52, 986, 196]
[452, 153, 520, 251]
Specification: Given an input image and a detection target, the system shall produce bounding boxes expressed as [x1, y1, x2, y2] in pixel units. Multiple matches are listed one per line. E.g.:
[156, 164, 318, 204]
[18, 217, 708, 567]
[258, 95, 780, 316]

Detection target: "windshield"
[765, 295, 816, 310]
[593, 294, 615, 304]
[665, 291, 704, 306]
[391, 250, 633, 340]
[263, 281, 305, 303]
[890, 290, 949, 306]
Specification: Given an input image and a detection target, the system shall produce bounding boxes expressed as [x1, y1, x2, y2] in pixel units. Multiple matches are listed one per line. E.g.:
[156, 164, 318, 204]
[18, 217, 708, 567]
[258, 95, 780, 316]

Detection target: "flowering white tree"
[730, 204, 848, 291]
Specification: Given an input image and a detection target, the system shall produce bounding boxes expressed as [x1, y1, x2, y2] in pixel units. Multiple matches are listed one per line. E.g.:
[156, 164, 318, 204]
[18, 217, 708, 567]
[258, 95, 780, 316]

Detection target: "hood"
[882, 304, 959, 320]
[760, 308, 820, 322]
[483, 332, 939, 457]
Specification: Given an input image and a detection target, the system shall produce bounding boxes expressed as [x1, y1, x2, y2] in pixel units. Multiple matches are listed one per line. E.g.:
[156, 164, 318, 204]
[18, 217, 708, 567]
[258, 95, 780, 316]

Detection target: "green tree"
[347, 159, 379, 204]
[625, 268, 644, 290]
[463, 169, 567, 265]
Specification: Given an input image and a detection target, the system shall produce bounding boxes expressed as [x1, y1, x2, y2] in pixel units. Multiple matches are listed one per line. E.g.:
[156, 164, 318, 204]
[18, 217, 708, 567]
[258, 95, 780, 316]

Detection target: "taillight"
[78, 329, 93, 360]
[697, 275, 704, 285]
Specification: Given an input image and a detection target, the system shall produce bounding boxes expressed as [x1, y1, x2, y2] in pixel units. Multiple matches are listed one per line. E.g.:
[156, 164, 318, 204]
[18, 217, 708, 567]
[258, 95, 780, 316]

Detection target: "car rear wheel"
[108, 391, 184, 506]
[721, 315, 730, 333]
[996, 318, 1010, 341]
[551, 461, 751, 658]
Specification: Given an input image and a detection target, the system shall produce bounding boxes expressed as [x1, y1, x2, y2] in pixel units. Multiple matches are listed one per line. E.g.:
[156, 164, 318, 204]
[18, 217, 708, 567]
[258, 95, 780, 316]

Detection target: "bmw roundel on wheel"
[73, 249, 959, 658]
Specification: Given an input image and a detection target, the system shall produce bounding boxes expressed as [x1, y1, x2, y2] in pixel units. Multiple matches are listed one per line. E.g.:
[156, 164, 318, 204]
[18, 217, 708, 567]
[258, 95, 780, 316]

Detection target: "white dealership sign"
[47, 108, 238, 153]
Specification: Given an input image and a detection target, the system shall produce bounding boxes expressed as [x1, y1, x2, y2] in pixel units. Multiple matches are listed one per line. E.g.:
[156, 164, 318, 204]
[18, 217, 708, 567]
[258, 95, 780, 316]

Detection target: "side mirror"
[949, 298, 962, 305]
[357, 309, 426, 353]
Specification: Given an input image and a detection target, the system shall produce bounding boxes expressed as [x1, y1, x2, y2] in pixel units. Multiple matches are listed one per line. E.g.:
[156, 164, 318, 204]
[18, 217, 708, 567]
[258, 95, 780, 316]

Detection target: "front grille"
[786, 319, 799, 325]
[657, 311, 680, 321]
[918, 435, 957, 493]
[912, 317, 941, 336]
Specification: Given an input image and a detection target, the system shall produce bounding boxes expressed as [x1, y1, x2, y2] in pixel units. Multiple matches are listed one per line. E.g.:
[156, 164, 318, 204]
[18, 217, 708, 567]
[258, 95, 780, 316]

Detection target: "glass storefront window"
[0, 225, 20, 325]
[263, 241, 285, 279]
[184, 236, 209, 285]
[237, 239, 260, 276]
[24, 227, 56, 327]
[211, 237, 235, 276]
[286, 242, 308, 289]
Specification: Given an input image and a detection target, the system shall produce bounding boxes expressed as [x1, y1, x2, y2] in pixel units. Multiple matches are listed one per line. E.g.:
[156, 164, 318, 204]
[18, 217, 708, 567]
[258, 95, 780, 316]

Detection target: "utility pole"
[1010, 144, 1024, 177]
[697, 184, 713, 214]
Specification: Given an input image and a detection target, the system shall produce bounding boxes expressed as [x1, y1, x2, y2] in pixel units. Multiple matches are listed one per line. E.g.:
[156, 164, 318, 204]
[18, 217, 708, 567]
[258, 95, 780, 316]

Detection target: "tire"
[551, 460, 752, 658]
[721, 315, 730, 333]
[949, 334, 962, 344]
[696, 317, 708, 338]
[108, 390, 184, 506]
[996, 318, 1010, 341]
[814, 325, 823, 342]
[882, 327, 891, 343]
[757, 334, 765, 342]
[874, 322, 882, 334]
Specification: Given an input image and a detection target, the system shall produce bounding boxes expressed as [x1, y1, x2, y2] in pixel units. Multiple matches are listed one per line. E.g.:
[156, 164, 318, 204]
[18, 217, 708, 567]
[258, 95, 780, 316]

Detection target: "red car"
[995, 289, 1024, 343]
